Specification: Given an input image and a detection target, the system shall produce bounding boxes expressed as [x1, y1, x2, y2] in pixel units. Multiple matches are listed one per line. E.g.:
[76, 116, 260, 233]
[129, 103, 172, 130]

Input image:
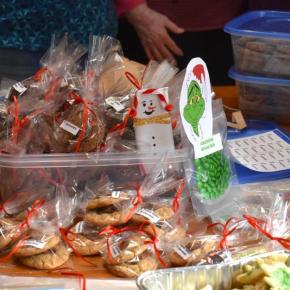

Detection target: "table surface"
[0, 86, 289, 287]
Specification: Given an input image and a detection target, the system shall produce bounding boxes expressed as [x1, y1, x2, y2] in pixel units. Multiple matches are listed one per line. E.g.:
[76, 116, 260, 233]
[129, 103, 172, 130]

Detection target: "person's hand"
[125, 3, 184, 64]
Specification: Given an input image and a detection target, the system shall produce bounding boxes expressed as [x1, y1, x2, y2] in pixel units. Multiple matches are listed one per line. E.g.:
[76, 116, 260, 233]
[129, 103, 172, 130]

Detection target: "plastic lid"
[228, 67, 290, 87]
[224, 10, 290, 39]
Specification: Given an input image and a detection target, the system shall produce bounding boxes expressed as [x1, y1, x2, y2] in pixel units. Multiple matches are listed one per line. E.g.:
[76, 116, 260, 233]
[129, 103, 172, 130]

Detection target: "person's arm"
[116, 1, 184, 63]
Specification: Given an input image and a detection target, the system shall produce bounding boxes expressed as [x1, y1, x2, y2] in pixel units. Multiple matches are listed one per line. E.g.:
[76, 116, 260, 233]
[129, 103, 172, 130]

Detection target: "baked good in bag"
[69, 221, 105, 256]
[14, 232, 61, 257]
[106, 234, 149, 265]
[70, 233, 105, 256]
[106, 254, 158, 278]
[85, 205, 130, 227]
[0, 218, 20, 250]
[168, 236, 219, 267]
[131, 206, 175, 224]
[18, 242, 70, 270]
[54, 102, 105, 153]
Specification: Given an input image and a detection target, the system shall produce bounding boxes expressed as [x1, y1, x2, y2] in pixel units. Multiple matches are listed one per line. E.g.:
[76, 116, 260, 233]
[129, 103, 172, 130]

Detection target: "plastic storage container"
[229, 68, 290, 125]
[225, 11, 290, 78]
[0, 149, 192, 203]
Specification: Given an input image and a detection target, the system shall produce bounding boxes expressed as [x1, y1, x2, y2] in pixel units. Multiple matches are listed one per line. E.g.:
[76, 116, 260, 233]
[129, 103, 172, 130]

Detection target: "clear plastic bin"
[225, 11, 290, 78]
[0, 149, 192, 203]
[229, 68, 290, 125]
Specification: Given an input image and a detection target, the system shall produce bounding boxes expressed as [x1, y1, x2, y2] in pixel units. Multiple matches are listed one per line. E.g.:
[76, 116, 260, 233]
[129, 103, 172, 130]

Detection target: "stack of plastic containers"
[225, 11, 290, 125]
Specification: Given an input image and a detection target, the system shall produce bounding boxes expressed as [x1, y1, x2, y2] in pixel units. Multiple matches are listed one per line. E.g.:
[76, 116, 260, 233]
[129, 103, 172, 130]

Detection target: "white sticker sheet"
[228, 130, 290, 172]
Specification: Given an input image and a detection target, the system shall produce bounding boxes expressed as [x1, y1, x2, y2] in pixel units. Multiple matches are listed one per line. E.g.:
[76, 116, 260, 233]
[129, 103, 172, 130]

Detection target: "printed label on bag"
[105, 97, 125, 112]
[110, 243, 121, 258]
[23, 240, 45, 249]
[112, 190, 121, 199]
[75, 221, 85, 233]
[194, 133, 223, 159]
[174, 244, 192, 260]
[13, 82, 27, 94]
[60, 120, 80, 136]
[136, 208, 160, 223]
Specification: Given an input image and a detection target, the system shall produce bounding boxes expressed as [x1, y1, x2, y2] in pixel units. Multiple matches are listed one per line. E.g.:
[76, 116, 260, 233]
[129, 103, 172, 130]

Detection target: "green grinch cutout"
[183, 80, 205, 137]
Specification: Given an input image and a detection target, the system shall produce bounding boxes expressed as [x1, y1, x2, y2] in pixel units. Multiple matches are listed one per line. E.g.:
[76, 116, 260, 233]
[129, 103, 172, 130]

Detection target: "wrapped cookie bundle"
[207, 181, 290, 262]
[1, 36, 86, 154]
[100, 227, 160, 278]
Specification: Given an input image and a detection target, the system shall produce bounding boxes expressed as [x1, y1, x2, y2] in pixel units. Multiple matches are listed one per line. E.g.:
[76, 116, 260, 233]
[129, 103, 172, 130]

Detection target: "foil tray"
[137, 250, 289, 290]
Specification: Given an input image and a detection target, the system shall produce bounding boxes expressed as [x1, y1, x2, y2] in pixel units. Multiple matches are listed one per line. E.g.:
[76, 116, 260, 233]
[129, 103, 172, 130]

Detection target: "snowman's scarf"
[133, 112, 171, 127]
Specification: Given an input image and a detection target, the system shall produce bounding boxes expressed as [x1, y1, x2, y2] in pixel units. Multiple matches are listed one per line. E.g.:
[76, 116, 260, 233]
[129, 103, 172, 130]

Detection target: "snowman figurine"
[133, 87, 175, 153]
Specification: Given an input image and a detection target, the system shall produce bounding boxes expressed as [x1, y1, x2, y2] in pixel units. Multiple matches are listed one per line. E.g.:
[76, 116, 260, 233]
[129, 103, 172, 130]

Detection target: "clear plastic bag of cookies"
[84, 179, 137, 228]
[5, 36, 86, 154]
[101, 228, 160, 278]
[164, 234, 223, 267]
[11, 187, 83, 270]
[52, 95, 106, 153]
[67, 220, 105, 257]
[84, 176, 138, 210]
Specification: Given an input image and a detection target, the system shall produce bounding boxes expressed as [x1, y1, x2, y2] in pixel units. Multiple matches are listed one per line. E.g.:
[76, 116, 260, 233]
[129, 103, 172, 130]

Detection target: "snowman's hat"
[134, 89, 173, 112]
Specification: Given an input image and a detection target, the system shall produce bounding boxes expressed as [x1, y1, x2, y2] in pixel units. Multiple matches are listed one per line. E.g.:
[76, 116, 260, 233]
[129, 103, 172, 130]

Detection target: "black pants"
[118, 20, 234, 85]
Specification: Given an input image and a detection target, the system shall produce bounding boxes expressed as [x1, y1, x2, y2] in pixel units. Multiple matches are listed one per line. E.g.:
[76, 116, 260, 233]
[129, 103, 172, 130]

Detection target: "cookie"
[14, 234, 61, 257]
[86, 191, 131, 210]
[131, 207, 174, 224]
[169, 238, 218, 267]
[0, 218, 19, 250]
[106, 255, 158, 278]
[143, 224, 186, 243]
[18, 243, 70, 270]
[84, 208, 129, 227]
[70, 234, 105, 256]
[107, 235, 148, 265]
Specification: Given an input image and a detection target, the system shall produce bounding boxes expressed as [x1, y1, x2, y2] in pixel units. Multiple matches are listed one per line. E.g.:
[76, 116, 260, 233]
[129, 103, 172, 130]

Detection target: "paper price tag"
[105, 97, 125, 112]
[60, 120, 80, 136]
[174, 244, 191, 260]
[194, 133, 223, 159]
[137, 208, 160, 224]
[110, 244, 121, 258]
[112, 190, 121, 199]
[13, 82, 27, 94]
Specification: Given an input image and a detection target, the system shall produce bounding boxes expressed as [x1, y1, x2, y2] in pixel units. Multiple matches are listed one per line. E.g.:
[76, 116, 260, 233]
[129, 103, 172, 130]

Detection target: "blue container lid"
[228, 120, 290, 184]
[225, 10, 290, 39]
[228, 67, 290, 87]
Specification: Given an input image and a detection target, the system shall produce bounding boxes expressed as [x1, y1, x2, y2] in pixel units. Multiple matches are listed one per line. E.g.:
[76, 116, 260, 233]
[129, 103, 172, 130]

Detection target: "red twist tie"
[208, 217, 240, 250]
[243, 214, 290, 250]
[61, 272, 87, 290]
[125, 72, 142, 90]
[74, 97, 89, 153]
[139, 223, 168, 268]
[33, 67, 48, 81]
[100, 225, 138, 263]
[17, 198, 46, 234]
[12, 95, 20, 143]
[44, 77, 62, 101]
[59, 227, 96, 266]
[172, 179, 185, 213]
[124, 186, 143, 222]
